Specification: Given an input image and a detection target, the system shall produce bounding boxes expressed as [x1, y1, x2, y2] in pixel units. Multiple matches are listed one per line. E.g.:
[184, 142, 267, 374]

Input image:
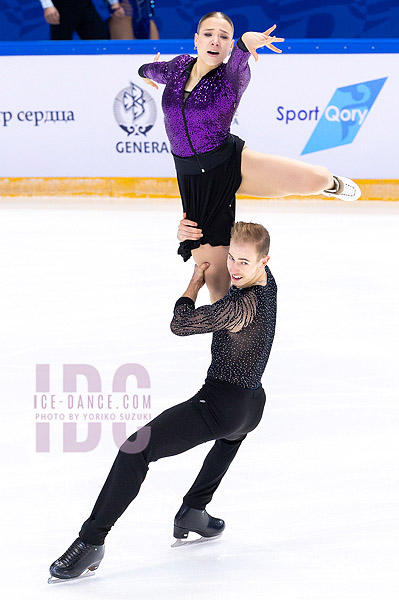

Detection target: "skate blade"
[47, 569, 97, 584]
[171, 534, 222, 548]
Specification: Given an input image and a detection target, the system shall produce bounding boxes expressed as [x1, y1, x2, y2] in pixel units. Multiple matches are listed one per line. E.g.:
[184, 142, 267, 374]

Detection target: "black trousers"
[79, 377, 266, 545]
[50, 0, 108, 40]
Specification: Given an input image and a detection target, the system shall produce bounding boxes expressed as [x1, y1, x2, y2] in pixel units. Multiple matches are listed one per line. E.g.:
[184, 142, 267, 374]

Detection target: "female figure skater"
[48, 222, 277, 582]
[139, 12, 360, 303]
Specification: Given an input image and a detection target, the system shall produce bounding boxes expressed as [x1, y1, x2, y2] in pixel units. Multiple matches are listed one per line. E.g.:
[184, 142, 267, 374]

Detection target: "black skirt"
[173, 134, 245, 262]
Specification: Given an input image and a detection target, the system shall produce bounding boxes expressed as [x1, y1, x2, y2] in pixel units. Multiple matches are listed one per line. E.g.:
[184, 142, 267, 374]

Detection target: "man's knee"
[220, 434, 247, 444]
[119, 426, 152, 456]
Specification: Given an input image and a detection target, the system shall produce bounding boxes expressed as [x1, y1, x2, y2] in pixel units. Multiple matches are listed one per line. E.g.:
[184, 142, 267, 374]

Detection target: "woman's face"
[194, 17, 234, 67]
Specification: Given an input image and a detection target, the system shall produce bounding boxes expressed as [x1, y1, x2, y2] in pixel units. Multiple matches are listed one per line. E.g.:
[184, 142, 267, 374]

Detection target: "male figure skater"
[48, 221, 277, 582]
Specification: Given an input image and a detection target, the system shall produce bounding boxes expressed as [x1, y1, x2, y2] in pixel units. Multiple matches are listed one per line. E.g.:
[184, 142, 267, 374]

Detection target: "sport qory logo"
[301, 77, 387, 155]
[114, 82, 157, 136]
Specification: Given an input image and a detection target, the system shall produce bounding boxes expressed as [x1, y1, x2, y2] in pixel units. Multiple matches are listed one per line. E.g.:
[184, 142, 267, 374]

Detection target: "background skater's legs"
[75, 2, 108, 39]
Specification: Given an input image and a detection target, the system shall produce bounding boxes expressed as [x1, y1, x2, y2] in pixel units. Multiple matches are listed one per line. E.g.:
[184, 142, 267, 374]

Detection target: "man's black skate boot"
[48, 537, 104, 582]
[173, 502, 225, 539]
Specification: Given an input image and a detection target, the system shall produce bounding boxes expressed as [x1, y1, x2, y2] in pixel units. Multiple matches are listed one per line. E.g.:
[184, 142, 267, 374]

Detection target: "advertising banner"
[0, 52, 397, 178]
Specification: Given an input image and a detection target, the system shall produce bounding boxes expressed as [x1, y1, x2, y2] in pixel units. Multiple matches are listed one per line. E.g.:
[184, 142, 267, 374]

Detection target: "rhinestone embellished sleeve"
[170, 267, 277, 388]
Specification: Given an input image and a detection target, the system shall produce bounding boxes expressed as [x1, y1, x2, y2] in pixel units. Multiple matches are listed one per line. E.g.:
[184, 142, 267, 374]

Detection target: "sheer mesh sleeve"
[170, 289, 258, 337]
[170, 270, 277, 388]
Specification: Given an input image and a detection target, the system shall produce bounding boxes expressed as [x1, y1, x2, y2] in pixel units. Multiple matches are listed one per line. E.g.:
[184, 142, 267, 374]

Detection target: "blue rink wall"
[2, 0, 399, 40]
[0, 39, 398, 199]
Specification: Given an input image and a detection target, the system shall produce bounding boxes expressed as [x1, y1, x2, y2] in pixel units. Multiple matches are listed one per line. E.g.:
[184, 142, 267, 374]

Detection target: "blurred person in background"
[39, 0, 125, 40]
[108, 0, 159, 39]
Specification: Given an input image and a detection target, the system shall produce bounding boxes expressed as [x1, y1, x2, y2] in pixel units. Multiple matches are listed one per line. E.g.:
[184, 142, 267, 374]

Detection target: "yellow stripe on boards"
[0, 178, 398, 201]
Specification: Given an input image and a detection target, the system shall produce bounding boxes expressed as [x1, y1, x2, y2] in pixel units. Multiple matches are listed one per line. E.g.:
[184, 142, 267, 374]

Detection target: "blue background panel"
[1, 1, 399, 41]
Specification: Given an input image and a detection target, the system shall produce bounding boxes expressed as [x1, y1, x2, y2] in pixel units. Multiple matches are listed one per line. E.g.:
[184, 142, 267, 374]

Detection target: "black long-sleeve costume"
[171, 266, 277, 388]
[79, 269, 277, 545]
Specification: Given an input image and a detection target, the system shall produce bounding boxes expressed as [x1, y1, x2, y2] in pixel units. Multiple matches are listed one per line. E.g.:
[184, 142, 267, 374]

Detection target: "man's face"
[227, 240, 269, 288]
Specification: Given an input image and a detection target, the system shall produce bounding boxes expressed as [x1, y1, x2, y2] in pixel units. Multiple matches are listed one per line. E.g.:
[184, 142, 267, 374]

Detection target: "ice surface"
[0, 197, 398, 600]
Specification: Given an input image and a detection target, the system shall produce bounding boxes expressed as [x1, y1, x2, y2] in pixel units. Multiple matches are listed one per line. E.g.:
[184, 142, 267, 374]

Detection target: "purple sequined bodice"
[139, 44, 251, 157]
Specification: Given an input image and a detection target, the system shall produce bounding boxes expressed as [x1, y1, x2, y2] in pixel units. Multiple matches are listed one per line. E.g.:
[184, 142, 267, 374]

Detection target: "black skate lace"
[56, 539, 91, 567]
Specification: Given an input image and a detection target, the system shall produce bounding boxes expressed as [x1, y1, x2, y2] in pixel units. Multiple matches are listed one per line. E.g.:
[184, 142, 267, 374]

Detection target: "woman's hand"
[177, 213, 203, 242]
[242, 25, 285, 61]
[142, 52, 160, 90]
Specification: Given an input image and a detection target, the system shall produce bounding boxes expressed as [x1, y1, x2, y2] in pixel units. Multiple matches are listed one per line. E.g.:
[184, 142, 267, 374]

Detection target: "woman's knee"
[305, 164, 333, 194]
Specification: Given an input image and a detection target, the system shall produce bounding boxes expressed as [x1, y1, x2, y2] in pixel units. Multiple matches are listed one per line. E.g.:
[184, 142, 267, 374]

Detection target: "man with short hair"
[48, 221, 277, 582]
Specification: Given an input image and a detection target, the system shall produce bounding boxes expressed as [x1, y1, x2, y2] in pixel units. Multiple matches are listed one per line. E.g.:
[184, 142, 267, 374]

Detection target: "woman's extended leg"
[238, 147, 334, 197]
[191, 244, 230, 303]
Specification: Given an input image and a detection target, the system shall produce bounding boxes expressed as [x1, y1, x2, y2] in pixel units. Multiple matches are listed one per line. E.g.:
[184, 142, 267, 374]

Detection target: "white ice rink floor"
[1, 197, 398, 600]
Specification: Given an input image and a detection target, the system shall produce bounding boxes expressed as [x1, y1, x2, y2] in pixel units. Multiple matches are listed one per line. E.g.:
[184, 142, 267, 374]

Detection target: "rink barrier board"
[1, 40, 399, 55]
[1, 41, 398, 181]
[0, 178, 397, 201]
